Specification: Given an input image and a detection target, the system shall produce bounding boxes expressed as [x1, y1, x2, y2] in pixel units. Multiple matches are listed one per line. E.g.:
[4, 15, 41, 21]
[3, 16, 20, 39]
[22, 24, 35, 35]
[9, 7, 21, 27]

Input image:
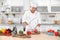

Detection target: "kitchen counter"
[0, 33, 60, 40]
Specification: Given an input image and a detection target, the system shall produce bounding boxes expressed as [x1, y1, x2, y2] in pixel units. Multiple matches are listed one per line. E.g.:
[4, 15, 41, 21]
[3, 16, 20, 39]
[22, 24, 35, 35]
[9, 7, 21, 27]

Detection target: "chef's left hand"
[37, 24, 40, 27]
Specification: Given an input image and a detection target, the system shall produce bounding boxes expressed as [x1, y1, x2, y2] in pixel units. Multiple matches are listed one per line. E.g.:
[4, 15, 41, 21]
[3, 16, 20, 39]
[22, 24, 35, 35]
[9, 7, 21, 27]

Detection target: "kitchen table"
[0, 33, 60, 40]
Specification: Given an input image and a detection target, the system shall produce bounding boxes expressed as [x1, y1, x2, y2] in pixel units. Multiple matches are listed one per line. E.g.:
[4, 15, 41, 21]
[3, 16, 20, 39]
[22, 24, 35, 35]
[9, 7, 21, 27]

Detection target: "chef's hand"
[23, 22, 28, 26]
[37, 24, 40, 27]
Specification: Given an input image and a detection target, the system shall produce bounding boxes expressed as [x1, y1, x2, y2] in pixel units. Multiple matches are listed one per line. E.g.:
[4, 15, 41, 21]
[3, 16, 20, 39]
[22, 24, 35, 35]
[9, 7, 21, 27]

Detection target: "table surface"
[0, 33, 60, 40]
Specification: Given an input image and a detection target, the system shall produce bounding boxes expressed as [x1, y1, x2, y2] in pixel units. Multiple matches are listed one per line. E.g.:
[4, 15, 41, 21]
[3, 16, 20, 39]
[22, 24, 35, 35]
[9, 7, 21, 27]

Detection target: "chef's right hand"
[23, 22, 28, 26]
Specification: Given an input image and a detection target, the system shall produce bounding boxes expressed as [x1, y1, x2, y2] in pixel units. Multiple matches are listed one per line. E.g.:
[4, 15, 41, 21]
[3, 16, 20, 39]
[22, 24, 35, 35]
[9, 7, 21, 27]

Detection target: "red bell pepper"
[34, 29, 38, 33]
[48, 29, 54, 32]
[27, 31, 32, 35]
[54, 32, 59, 36]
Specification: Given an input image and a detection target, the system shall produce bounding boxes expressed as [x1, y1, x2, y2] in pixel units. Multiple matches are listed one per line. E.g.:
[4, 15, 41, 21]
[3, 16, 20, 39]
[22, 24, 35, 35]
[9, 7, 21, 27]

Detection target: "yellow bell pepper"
[1, 29, 6, 33]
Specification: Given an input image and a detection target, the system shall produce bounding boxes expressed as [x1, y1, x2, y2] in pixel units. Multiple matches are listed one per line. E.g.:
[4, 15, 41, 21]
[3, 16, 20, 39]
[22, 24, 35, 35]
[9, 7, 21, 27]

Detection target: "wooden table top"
[0, 33, 60, 40]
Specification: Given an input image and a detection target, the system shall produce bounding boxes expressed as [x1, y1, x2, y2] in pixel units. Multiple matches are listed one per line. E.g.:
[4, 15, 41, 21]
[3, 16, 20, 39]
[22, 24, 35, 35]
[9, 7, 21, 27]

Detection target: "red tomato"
[34, 29, 38, 33]
[27, 31, 32, 35]
[54, 32, 59, 36]
[48, 30, 54, 32]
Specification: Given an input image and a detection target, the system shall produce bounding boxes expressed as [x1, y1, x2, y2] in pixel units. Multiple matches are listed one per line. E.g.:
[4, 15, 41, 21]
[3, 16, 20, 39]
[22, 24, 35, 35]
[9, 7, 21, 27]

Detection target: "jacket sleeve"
[22, 11, 28, 24]
[37, 12, 41, 24]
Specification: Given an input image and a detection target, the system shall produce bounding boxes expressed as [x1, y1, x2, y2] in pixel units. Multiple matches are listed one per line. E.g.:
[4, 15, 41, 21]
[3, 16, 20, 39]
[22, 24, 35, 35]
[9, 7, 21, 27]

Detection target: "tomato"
[54, 32, 59, 36]
[34, 29, 38, 33]
[27, 31, 32, 35]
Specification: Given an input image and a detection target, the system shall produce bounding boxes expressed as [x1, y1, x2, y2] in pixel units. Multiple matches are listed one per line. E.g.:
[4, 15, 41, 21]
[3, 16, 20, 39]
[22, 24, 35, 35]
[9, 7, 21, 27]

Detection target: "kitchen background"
[0, 0, 60, 33]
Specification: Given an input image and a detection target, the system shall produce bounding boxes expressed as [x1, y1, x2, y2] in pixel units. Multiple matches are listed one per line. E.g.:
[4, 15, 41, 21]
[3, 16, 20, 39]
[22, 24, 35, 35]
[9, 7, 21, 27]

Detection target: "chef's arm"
[37, 24, 40, 27]
[37, 13, 41, 27]
[23, 22, 28, 26]
[22, 11, 29, 27]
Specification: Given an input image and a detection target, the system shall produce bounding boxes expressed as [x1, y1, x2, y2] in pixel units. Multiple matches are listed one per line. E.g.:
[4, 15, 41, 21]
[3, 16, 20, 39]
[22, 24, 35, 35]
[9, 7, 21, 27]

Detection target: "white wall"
[4, 0, 23, 6]
[4, 0, 30, 10]
[1, 0, 60, 11]
[30, 0, 60, 6]
[51, 0, 60, 6]
[30, 0, 48, 6]
[30, 0, 60, 12]
[23, 0, 30, 10]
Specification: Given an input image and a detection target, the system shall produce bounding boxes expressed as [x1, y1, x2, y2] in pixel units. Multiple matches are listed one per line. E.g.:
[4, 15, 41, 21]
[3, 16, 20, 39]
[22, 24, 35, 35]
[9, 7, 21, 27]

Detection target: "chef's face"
[30, 7, 36, 13]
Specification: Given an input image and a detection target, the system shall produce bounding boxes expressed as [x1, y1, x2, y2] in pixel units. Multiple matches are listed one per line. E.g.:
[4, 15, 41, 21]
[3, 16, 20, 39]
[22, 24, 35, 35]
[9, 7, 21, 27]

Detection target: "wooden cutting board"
[32, 32, 40, 35]
[12, 34, 31, 38]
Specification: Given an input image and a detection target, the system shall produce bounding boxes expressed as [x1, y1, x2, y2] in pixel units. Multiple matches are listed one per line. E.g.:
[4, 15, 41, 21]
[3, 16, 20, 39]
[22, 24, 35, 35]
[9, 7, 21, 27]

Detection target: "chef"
[22, 4, 41, 34]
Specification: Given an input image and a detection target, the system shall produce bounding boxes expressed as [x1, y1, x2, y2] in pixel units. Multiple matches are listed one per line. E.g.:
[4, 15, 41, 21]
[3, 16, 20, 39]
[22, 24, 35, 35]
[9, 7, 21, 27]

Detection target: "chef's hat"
[30, 3, 37, 8]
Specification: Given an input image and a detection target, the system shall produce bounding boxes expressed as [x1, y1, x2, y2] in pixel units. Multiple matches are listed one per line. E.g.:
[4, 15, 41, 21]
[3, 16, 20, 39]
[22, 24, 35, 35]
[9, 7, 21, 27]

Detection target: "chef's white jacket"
[22, 10, 41, 31]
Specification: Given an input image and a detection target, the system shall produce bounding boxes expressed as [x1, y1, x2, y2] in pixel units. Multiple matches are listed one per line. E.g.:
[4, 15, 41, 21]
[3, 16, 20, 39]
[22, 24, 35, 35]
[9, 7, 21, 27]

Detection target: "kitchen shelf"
[0, 23, 22, 26]
[0, 23, 60, 26]
[3, 11, 60, 14]
[41, 24, 60, 25]
[41, 12, 60, 13]
[4, 12, 24, 14]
